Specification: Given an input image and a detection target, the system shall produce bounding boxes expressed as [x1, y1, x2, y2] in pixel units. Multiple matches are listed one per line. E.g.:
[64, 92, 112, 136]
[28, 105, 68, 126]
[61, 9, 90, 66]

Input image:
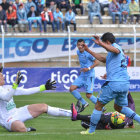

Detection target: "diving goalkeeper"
[0, 69, 72, 132]
[71, 93, 135, 130]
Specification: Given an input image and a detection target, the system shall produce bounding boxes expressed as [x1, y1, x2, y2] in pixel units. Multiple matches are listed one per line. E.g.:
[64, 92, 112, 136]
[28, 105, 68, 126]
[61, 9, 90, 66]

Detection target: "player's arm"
[90, 59, 99, 69]
[83, 43, 106, 63]
[81, 59, 99, 72]
[0, 71, 22, 101]
[14, 79, 56, 96]
[92, 35, 120, 54]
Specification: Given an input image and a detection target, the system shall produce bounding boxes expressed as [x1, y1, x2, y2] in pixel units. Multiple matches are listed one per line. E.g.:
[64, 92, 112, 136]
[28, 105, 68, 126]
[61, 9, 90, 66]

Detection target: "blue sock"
[121, 106, 140, 123]
[89, 109, 102, 133]
[89, 95, 97, 104]
[71, 90, 87, 105]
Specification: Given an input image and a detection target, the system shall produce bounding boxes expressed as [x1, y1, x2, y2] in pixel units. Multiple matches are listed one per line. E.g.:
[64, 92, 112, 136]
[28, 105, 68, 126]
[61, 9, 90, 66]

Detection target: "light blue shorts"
[98, 81, 130, 106]
[72, 75, 95, 94]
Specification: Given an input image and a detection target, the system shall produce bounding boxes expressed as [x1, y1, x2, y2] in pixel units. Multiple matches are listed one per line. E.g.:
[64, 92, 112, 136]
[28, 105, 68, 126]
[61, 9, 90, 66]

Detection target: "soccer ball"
[111, 111, 126, 126]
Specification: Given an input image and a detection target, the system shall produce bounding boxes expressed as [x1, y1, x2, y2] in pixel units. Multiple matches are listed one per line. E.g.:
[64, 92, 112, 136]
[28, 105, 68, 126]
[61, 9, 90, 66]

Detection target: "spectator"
[14, 0, 20, 10]
[17, 4, 28, 32]
[65, 8, 76, 32]
[46, 0, 56, 12]
[127, 0, 138, 4]
[87, 0, 103, 24]
[58, 0, 70, 11]
[129, 0, 140, 24]
[0, 0, 10, 11]
[27, 6, 42, 32]
[40, 7, 55, 32]
[98, 0, 110, 15]
[109, 0, 122, 24]
[121, 0, 129, 23]
[0, 5, 7, 32]
[37, 0, 44, 14]
[122, 49, 131, 66]
[25, 0, 36, 14]
[9, 0, 17, 10]
[71, 0, 84, 15]
[53, 7, 65, 32]
[6, 5, 17, 32]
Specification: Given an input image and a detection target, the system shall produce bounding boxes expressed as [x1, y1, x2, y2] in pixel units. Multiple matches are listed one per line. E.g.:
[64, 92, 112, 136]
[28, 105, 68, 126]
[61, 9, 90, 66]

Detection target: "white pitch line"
[0, 130, 140, 137]
[0, 132, 80, 136]
[40, 116, 70, 119]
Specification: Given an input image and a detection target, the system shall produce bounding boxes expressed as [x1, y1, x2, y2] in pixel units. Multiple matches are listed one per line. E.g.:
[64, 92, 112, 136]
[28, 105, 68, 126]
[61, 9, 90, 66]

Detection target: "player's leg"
[11, 121, 36, 132]
[81, 82, 114, 134]
[28, 104, 71, 117]
[70, 76, 87, 106]
[11, 121, 27, 132]
[71, 103, 90, 121]
[114, 92, 140, 124]
[85, 77, 97, 104]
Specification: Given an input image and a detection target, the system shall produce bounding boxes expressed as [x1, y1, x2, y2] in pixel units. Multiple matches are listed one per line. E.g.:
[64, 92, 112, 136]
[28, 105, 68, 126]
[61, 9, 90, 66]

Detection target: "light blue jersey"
[106, 43, 130, 82]
[98, 43, 130, 105]
[77, 50, 95, 77]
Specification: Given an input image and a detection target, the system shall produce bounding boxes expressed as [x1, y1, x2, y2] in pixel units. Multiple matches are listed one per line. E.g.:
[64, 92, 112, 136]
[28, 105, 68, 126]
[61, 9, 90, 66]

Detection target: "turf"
[1, 92, 140, 140]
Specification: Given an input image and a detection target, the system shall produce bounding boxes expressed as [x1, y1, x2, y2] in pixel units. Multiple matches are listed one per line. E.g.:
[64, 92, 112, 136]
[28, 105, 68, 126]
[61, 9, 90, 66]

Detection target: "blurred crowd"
[0, 0, 139, 33]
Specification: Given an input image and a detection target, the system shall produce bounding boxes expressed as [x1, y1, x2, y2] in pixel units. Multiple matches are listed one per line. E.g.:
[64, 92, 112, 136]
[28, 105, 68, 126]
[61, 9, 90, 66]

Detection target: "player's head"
[101, 32, 116, 44]
[0, 73, 5, 86]
[77, 39, 85, 52]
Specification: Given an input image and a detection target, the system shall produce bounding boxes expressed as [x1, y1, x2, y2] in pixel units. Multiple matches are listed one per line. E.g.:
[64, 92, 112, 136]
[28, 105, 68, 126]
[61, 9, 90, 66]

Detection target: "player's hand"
[92, 35, 101, 45]
[45, 79, 56, 90]
[13, 71, 23, 89]
[82, 43, 89, 51]
[80, 68, 89, 72]
[100, 73, 107, 79]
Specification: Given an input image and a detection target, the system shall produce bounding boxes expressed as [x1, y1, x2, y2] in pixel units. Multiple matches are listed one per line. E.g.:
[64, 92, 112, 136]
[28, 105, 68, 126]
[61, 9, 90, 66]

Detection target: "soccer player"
[70, 39, 99, 112]
[71, 93, 135, 130]
[80, 32, 140, 135]
[0, 71, 72, 132]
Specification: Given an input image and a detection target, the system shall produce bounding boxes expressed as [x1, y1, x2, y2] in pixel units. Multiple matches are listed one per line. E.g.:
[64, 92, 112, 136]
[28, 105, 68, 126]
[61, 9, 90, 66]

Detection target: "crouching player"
[71, 93, 135, 130]
[0, 70, 72, 132]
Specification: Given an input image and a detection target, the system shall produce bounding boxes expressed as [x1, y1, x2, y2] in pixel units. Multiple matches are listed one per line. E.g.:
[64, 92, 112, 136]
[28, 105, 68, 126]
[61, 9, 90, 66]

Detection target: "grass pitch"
[1, 92, 140, 140]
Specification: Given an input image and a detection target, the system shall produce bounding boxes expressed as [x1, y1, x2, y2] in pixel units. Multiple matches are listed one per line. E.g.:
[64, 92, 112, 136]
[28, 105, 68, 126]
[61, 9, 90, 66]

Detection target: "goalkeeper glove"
[12, 71, 23, 89]
[40, 79, 56, 91]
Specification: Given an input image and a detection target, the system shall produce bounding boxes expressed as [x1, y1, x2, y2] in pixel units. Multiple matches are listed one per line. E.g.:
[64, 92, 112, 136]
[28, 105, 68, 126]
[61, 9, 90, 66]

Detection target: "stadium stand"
[0, 0, 140, 67]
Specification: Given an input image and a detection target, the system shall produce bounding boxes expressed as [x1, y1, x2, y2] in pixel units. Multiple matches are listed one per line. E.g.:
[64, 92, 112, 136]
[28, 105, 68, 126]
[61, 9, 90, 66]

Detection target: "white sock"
[47, 106, 72, 117]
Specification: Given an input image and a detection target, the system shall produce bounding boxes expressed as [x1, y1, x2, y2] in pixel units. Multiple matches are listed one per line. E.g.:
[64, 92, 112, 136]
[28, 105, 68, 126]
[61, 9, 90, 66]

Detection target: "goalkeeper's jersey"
[0, 85, 40, 127]
[97, 113, 125, 129]
[0, 85, 16, 126]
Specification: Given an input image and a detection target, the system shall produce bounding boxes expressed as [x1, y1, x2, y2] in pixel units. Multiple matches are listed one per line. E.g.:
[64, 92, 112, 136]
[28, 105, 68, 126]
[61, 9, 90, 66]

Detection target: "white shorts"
[3, 105, 33, 131]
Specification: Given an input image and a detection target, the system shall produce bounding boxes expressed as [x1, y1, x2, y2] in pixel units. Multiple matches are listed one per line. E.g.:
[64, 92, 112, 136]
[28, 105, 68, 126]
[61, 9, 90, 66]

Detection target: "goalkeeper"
[0, 69, 72, 132]
[71, 93, 135, 130]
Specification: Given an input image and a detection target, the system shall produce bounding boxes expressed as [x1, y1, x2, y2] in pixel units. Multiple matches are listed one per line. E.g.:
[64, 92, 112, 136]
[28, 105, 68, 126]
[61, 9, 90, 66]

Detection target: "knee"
[86, 93, 92, 99]
[11, 122, 27, 132]
[69, 86, 75, 92]
[114, 104, 122, 112]
[95, 100, 104, 111]
[40, 103, 48, 113]
[15, 126, 27, 132]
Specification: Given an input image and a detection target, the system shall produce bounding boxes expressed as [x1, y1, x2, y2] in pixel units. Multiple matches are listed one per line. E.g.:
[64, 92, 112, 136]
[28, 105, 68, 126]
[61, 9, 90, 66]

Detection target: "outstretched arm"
[92, 35, 120, 54]
[0, 71, 23, 101]
[14, 86, 41, 96]
[83, 43, 106, 63]
[14, 79, 56, 96]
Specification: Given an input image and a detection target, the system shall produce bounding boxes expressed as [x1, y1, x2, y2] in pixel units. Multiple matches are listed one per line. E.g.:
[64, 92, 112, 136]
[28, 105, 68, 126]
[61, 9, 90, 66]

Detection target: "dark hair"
[30, 6, 34, 8]
[101, 32, 116, 44]
[77, 39, 85, 44]
[69, 7, 72, 10]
